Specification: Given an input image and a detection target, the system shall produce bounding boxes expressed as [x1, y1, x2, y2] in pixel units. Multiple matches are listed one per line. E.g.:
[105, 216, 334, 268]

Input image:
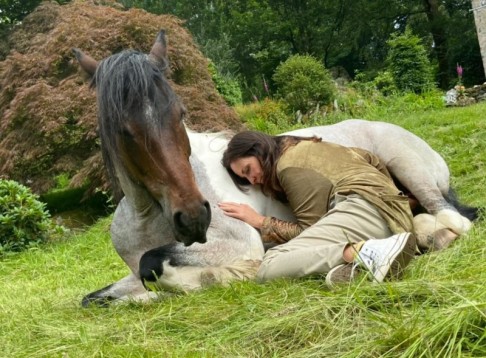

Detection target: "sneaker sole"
[325, 263, 354, 288]
[374, 232, 416, 282]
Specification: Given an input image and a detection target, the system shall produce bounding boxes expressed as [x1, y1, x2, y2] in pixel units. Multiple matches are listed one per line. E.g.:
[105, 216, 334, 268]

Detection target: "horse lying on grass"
[74, 30, 478, 306]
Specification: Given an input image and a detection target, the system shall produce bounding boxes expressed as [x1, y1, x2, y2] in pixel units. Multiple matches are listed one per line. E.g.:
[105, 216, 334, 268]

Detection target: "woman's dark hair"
[222, 131, 320, 199]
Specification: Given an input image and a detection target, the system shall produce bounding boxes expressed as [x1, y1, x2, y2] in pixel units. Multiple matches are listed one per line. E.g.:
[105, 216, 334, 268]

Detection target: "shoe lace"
[359, 247, 379, 271]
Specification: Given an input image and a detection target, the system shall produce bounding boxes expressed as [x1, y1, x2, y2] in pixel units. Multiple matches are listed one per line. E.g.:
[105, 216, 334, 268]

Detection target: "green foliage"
[199, 33, 240, 78]
[0, 0, 70, 27]
[208, 61, 242, 106]
[117, 0, 485, 99]
[373, 70, 398, 96]
[0, 179, 60, 253]
[273, 55, 336, 114]
[235, 99, 294, 134]
[332, 88, 444, 124]
[53, 173, 70, 191]
[386, 29, 436, 94]
[0, 0, 41, 24]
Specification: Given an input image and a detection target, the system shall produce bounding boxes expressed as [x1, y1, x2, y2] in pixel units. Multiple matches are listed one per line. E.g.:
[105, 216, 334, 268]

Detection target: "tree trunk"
[423, 0, 450, 89]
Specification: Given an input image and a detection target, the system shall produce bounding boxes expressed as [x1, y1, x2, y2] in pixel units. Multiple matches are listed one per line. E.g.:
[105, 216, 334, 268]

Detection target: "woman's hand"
[217, 202, 265, 229]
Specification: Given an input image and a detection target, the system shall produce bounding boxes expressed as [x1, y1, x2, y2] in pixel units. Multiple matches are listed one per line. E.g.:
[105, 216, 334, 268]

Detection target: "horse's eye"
[180, 106, 187, 122]
[121, 127, 134, 139]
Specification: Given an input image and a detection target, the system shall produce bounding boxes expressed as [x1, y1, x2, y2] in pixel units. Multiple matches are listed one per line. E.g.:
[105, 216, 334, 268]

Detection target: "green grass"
[1, 101, 485, 357]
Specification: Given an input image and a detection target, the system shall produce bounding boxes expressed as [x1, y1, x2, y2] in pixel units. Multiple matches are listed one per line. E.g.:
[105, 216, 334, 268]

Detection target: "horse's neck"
[188, 131, 295, 222]
[187, 131, 252, 205]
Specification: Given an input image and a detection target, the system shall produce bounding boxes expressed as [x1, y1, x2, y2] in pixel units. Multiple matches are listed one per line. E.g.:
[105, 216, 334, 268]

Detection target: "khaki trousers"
[256, 194, 393, 282]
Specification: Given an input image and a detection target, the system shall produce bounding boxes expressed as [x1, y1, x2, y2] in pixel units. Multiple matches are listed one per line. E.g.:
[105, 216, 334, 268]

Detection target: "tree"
[119, 0, 483, 98]
[0, 0, 42, 24]
[386, 29, 435, 93]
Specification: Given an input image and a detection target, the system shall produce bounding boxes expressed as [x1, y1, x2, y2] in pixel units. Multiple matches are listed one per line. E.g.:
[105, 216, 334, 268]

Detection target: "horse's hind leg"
[387, 159, 453, 214]
[81, 274, 147, 307]
[413, 211, 473, 252]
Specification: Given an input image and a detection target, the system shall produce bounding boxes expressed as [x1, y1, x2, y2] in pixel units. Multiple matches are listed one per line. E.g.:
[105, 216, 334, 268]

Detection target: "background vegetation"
[1, 1, 483, 97]
[1, 96, 484, 357]
[0, 180, 63, 254]
[116, 0, 483, 99]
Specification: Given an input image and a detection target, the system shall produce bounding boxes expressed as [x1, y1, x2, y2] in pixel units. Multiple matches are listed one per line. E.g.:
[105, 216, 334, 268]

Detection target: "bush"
[208, 61, 243, 106]
[386, 29, 435, 94]
[273, 54, 335, 114]
[235, 99, 294, 134]
[0, 179, 59, 253]
[373, 71, 397, 96]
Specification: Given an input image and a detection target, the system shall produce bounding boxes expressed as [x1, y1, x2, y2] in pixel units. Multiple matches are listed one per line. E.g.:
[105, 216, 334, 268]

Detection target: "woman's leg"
[257, 194, 393, 282]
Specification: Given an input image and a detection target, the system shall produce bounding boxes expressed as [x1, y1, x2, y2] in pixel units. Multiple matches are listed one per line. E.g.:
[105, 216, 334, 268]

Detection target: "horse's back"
[287, 119, 450, 194]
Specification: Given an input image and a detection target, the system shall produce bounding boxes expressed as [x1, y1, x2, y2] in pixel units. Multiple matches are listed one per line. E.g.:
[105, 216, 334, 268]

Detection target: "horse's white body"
[287, 120, 451, 214]
[83, 120, 472, 305]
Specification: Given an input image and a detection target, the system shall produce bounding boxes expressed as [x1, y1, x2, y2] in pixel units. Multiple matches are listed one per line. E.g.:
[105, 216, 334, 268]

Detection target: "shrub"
[273, 54, 335, 114]
[235, 99, 294, 134]
[0, 179, 59, 253]
[208, 61, 243, 106]
[373, 71, 397, 96]
[386, 29, 435, 94]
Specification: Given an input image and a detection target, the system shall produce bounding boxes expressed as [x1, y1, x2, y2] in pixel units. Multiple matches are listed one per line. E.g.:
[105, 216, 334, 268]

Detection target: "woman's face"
[230, 156, 263, 185]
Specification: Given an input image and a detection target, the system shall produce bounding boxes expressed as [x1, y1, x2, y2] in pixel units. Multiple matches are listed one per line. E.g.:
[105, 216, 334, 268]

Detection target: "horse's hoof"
[417, 228, 458, 252]
[81, 293, 116, 308]
[436, 209, 472, 235]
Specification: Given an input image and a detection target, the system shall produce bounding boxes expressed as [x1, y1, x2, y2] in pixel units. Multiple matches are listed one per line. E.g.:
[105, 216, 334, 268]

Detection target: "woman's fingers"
[217, 202, 264, 229]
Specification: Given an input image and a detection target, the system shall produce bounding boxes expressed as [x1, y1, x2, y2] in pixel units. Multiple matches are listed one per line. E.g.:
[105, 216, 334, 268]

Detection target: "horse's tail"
[445, 188, 481, 221]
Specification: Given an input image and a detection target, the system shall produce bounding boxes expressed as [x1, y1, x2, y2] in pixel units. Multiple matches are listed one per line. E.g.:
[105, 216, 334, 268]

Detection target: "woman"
[218, 131, 416, 286]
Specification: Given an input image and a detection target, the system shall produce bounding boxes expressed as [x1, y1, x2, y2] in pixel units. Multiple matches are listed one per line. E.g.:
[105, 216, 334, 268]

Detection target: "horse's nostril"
[173, 202, 211, 241]
[174, 211, 185, 231]
[203, 200, 211, 222]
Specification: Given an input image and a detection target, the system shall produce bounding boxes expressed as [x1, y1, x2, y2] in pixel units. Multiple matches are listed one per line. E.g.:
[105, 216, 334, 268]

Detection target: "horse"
[74, 31, 477, 305]
[73, 30, 294, 305]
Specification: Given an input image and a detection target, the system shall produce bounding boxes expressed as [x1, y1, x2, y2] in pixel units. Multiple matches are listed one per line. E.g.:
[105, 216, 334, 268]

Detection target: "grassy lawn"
[1, 101, 485, 357]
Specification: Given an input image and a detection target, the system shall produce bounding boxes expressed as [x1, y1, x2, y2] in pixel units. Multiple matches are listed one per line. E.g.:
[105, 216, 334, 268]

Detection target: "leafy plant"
[235, 99, 293, 134]
[208, 61, 243, 106]
[0, 179, 60, 253]
[373, 70, 397, 96]
[273, 55, 335, 114]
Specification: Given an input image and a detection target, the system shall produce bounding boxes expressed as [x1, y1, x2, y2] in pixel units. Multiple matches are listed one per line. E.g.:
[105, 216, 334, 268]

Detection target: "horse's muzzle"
[173, 201, 211, 246]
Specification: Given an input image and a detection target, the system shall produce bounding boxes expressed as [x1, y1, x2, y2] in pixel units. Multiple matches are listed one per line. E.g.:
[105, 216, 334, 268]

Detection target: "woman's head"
[222, 131, 279, 196]
[222, 131, 320, 198]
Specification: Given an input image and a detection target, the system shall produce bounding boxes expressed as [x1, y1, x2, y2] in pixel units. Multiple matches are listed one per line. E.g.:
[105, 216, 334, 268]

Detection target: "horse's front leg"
[81, 273, 148, 307]
[138, 223, 264, 293]
[140, 246, 262, 293]
[82, 198, 171, 306]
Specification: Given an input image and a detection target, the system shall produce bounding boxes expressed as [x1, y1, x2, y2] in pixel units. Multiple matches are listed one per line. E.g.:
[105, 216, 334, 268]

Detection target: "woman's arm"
[218, 201, 303, 243]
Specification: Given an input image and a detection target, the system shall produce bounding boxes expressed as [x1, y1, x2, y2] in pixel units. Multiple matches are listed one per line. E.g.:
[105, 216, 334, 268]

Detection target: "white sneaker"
[357, 233, 416, 283]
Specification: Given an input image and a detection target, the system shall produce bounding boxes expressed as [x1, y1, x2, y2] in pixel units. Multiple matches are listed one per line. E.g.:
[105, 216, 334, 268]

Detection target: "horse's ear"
[72, 48, 98, 76]
[149, 30, 169, 72]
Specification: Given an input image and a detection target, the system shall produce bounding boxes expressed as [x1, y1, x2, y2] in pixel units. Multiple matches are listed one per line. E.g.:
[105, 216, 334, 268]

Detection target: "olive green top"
[260, 141, 413, 243]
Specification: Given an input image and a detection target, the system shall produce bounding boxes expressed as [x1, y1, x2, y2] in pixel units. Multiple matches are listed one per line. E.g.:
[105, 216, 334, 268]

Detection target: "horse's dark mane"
[94, 50, 175, 201]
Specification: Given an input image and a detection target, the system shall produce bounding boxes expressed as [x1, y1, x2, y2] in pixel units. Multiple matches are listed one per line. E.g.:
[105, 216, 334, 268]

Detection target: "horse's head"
[73, 31, 210, 246]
